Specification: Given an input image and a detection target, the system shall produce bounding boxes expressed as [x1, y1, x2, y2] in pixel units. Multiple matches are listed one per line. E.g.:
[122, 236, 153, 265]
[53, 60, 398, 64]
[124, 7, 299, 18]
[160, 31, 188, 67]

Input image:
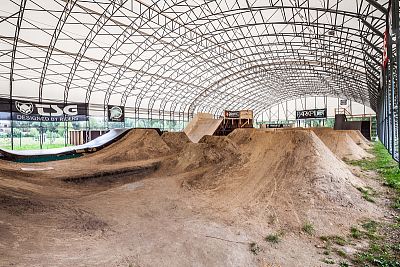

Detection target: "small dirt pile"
[161, 132, 191, 152]
[311, 128, 372, 160]
[188, 129, 379, 233]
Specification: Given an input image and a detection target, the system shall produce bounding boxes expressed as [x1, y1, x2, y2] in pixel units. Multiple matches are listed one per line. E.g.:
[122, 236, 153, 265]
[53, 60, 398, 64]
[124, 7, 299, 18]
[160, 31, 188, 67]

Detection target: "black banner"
[0, 98, 88, 122]
[224, 110, 240, 118]
[107, 105, 124, 122]
[265, 124, 284, 128]
[296, 108, 327, 120]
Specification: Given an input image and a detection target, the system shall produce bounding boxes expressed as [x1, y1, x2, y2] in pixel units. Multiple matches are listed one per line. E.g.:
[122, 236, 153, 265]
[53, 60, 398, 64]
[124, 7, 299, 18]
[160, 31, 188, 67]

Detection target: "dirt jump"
[311, 128, 372, 160]
[0, 127, 390, 267]
[184, 113, 223, 143]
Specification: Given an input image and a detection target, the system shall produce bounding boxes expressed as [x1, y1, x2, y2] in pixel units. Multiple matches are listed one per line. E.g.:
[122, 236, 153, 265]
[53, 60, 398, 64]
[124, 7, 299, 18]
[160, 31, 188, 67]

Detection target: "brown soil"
[311, 128, 372, 160]
[161, 131, 191, 151]
[341, 130, 372, 150]
[198, 130, 379, 233]
[0, 128, 390, 267]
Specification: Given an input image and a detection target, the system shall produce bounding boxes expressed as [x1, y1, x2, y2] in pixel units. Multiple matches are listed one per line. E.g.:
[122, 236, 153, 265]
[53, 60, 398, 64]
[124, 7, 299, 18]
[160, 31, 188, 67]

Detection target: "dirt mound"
[176, 135, 242, 174]
[228, 128, 257, 145]
[161, 132, 191, 151]
[92, 129, 170, 163]
[341, 130, 371, 150]
[188, 130, 379, 233]
[312, 128, 372, 160]
[7, 129, 169, 183]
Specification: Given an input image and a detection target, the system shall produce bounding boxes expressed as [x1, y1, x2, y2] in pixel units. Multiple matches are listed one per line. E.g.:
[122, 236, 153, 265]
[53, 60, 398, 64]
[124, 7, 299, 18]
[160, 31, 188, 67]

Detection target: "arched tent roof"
[0, 0, 388, 117]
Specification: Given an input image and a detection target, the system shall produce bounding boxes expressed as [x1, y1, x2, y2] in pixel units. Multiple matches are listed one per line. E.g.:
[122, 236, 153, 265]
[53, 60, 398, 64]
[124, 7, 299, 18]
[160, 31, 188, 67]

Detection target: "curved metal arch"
[198, 85, 369, 120]
[63, 0, 126, 103]
[131, 0, 384, 104]
[85, 0, 188, 106]
[194, 63, 368, 109]
[193, 67, 367, 116]
[38, 0, 77, 102]
[125, 16, 380, 113]
[151, 29, 372, 112]
[100, 0, 245, 108]
[156, 41, 369, 111]
[10, 0, 27, 91]
[146, 46, 369, 115]
[5, 0, 389, 122]
[123, 24, 368, 109]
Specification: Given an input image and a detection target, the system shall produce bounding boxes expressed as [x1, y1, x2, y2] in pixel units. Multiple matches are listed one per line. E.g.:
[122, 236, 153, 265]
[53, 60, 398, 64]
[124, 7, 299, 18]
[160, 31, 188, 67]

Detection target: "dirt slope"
[161, 132, 191, 152]
[193, 129, 381, 234]
[0, 129, 170, 185]
[342, 130, 372, 150]
[311, 128, 372, 160]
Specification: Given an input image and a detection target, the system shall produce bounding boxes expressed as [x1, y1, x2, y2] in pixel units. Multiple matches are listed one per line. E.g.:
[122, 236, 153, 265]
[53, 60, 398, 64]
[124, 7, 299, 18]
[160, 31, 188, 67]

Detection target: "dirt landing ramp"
[311, 128, 372, 160]
[189, 129, 380, 234]
[341, 130, 372, 150]
[184, 113, 223, 143]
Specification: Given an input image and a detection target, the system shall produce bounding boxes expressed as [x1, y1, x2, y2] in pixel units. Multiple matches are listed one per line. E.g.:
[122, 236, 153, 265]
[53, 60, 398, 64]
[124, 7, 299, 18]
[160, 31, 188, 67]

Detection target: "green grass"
[346, 142, 400, 266]
[350, 226, 363, 239]
[321, 258, 335, 264]
[338, 262, 350, 267]
[1, 143, 70, 150]
[320, 235, 348, 246]
[356, 186, 376, 202]
[302, 222, 315, 235]
[335, 248, 347, 258]
[265, 233, 281, 244]
[0, 137, 69, 150]
[347, 142, 400, 193]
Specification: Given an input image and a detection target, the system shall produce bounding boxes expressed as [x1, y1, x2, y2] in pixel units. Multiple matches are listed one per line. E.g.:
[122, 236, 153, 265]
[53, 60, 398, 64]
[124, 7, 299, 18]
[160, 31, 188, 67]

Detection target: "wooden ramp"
[184, 113, 223, 143]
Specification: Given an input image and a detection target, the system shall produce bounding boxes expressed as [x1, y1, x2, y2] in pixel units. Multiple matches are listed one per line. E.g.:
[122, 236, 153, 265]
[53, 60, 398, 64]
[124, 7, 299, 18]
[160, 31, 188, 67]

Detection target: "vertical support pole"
[393, 0, 400, 163]
[9, 0, 27, 150]
[277, 103, 280, 123]
[324, 95, 327, 126]
[268, 107, 271, 123]
[285, 100, 288, 122]
[337, 97, 340, 113]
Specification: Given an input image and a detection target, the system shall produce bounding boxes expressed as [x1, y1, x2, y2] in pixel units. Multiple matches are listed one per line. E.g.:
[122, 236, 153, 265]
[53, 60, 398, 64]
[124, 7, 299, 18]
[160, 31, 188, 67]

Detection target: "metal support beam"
[361, 18, 385, 38]
[363, 37, 383, 56]
[365, 0, 388, 14]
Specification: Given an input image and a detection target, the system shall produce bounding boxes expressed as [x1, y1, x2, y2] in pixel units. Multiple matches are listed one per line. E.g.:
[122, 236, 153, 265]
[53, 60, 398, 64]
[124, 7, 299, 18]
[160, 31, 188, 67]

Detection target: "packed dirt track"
[0, 127, 390, 267]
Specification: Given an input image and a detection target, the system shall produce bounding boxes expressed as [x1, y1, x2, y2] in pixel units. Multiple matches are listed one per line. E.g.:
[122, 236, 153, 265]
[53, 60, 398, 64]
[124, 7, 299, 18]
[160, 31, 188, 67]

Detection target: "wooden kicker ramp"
[184, 113, 223, 143]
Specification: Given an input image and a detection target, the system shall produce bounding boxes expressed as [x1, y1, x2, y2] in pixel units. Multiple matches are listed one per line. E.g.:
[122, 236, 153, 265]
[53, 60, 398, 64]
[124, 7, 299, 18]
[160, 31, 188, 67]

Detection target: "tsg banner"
[296, 108, 327, 120]
[0, 98, 88, 122]
[107, 105, 124, 122]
